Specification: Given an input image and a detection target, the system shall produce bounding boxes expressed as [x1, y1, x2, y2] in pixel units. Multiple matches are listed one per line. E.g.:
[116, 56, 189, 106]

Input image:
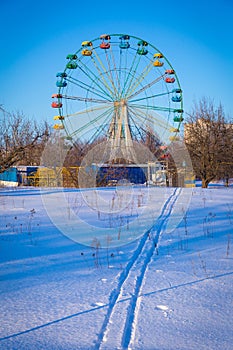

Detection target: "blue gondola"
[119, 35, 130, 49]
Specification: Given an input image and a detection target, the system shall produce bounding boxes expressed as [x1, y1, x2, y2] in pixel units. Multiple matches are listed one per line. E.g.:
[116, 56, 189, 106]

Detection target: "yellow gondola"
[153, 59, 164, 67]
[53, 116, 64, 120]
[82, 49, 92, 56]
[154, 53, 163, 58]
[169, 135, 180, 141]
[169, 127, 180, 132]
[81, 41, 92, 47]
[53, 124, 64, 130]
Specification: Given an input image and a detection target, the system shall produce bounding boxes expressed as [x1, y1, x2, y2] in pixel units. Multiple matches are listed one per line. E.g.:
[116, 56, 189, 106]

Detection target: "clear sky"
[0, 0, 232, 124]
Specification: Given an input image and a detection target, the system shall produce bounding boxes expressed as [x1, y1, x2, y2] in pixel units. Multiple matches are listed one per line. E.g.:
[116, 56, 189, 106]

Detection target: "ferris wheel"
[52, 33, 183, 160]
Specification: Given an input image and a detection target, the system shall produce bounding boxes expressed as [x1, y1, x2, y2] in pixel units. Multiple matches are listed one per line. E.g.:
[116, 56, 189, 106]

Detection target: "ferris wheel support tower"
[107, 99, 138, 164]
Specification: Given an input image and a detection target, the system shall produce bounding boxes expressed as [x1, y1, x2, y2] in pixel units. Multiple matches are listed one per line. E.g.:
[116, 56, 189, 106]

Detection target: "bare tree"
[40, 131, 70, 186]
[0, 107, 49, 173]
[218, 133, 233, 186]
[184, 98, 233, 188]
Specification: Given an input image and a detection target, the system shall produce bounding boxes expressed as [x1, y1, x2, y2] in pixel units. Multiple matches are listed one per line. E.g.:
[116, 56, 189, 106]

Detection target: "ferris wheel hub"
[114, 99, 127, 107]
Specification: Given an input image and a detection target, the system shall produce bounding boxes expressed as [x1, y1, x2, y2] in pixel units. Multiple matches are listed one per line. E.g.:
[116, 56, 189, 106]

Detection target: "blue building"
[0, 166, 38, 187]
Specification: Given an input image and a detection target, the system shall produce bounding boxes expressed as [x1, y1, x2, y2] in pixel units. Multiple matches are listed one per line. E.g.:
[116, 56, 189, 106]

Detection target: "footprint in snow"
[92, 302, 105, 307]
[101, 278, 107, 282]
[156, 305, 169, 311]
[155, 305, 171, 318]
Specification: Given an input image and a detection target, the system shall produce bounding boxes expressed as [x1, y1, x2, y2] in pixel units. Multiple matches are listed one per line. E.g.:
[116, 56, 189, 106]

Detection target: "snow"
[0, 186, 232, 349]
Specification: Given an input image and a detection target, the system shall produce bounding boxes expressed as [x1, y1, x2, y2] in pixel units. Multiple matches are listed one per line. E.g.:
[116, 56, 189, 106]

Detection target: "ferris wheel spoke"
[129, 113, 160, 141]
[121, 47, 130, 95]
[128, 107, 152, 131]
[129, 110, 149, 136]
[128, 106, 171, 131]
[129, 109, 167, 127]
[128, 113, 148, 140]
[124, 60, 154, 98]
[87, 110, 114, 144]
[75, 61, 114, 100]
[120, 50, 141, 98]
[127, 75, 166, 101]
[68, 106, 115, 138]
[65, 104, 111, 118]
[129, 91, 171, 103]
[62, 95, 111, 104]
[91, 49, 117, 98]
[122, 55, 142, 98]
[130, 103, 176, 113]
[118, 48, 124, 96]
[104, 47, 120, 99]
[110, 46, 121, 98]
[65, 76, 113, 102]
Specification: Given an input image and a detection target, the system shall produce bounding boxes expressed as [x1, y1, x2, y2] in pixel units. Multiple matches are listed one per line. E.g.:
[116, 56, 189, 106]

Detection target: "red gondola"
[100, 34, 111, 49]
[51, 102, 62, 108]
[165, 77, 175, 83]
[165, 69, 175, 74]
[100, 42, 110, 49]
[160, 154, 169, 159]
[52, 94, 62, 98]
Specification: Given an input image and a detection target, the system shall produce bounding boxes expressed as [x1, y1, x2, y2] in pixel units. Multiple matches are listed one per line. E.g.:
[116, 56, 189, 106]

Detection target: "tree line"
[184, 98, 233, 187]
[0, 106, 49, 172]
[0, 98, 232, 188]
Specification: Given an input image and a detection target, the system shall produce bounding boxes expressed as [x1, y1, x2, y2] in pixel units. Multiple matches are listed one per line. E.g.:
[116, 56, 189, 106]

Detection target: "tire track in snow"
[122, 187, 181, 350]
[95, 188, 181, 350]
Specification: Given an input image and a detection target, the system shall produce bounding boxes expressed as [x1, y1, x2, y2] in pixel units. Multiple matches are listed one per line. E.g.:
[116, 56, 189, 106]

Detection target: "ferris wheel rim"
[52, 33, 184, 146]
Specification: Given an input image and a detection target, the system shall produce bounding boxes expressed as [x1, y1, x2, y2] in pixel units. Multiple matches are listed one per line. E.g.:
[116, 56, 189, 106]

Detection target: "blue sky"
[0, 0, 232, 123]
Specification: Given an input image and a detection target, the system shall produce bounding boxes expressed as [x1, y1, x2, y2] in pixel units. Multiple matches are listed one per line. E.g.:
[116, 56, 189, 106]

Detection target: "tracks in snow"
[95, 187, 181, 350]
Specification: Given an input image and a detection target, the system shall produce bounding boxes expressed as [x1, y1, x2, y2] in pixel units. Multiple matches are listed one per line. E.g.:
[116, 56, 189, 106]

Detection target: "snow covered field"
[0, 185, 233, 350]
